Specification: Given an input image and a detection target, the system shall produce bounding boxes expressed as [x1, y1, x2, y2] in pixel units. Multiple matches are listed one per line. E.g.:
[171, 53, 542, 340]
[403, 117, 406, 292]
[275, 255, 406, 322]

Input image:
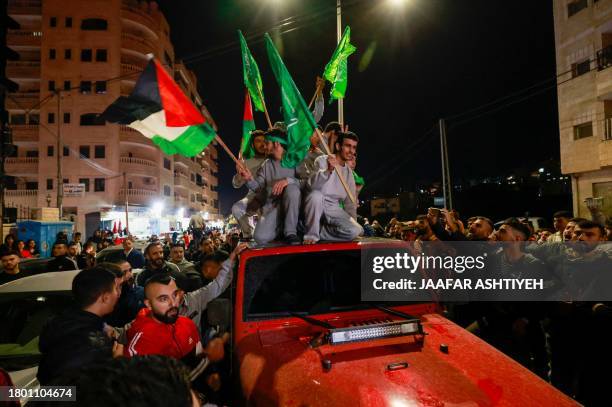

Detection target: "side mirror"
[207, 298, 231, 334]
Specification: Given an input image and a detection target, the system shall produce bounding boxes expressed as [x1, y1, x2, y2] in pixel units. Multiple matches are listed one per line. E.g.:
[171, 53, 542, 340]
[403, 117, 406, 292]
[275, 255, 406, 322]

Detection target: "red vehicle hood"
[237, 313, 577, 407]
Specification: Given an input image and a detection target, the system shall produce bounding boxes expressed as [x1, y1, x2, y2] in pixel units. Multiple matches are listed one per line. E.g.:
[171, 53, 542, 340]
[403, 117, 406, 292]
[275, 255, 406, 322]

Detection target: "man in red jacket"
[124, 273, 224, 374]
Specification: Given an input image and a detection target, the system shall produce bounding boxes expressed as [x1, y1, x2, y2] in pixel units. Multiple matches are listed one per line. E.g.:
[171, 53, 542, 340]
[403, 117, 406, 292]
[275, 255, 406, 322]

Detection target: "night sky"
[158, 0, 559, 215]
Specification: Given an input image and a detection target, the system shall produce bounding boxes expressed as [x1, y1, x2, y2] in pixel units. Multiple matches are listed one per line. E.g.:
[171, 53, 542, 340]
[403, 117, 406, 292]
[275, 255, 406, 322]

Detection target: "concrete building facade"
[5, 0, 220, 236]
[554, 0, 612, 217]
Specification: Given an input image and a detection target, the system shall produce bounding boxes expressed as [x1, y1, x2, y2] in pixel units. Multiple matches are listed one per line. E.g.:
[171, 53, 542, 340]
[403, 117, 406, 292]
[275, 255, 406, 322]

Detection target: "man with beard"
[136, 242, 198, 292]
[303, 131, 363, 244]
[414, 215, 438, 241]
[191, 237, 216, 264]
[124, 274, 225, 374]
[0, 250, 34, 285]
[238, 128, 303, 244]
[232, 130, 267, 240]
[47, 242, 78, 272]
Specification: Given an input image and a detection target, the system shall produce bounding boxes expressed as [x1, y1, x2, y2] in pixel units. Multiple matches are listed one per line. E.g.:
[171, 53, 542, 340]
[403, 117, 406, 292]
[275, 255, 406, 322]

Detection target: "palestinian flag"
[100, 59, 216, 157]
[240, 90, 257, 159]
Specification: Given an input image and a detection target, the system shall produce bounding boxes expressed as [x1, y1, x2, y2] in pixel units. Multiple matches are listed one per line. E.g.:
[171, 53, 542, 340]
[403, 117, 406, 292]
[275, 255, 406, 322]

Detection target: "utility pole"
[56, 90, 63, 217]
[438, 118, 453, 209]
[336, 0, 344, 126]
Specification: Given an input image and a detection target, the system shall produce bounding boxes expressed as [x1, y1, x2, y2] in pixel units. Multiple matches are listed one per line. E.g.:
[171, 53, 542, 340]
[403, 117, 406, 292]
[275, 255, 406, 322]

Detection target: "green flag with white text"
[264, 33, 315, 169]
[323, 26, 356, 101]
[239, 30, 265, 112]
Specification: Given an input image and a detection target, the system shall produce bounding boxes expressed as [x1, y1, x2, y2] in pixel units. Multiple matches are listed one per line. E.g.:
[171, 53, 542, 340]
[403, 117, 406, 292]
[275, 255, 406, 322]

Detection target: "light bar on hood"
[328, 320, 422, 345]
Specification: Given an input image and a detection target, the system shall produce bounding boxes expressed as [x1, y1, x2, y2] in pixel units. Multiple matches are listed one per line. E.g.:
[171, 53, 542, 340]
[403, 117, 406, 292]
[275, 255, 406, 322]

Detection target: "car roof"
[0, 270, 79, 294]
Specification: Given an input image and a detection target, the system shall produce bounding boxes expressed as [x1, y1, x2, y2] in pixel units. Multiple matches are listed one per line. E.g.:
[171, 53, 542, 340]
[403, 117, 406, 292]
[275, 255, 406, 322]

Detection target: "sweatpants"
[303, 190, 363, 242]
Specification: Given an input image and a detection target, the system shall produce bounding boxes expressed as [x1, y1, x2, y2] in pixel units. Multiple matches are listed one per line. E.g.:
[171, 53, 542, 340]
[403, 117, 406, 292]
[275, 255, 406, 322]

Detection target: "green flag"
[241, 90, 257, 159]
[264, 33, 316, 169]
[239, 30, 265, 112]
[323, 26, 357, 101]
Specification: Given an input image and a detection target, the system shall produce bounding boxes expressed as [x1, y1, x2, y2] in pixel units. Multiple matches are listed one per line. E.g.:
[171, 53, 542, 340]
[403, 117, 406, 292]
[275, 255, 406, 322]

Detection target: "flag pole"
[257, 87, 273, 130]
[214, 134, 247, 173]
[314, 128, 356, 205]
[307, 76, 325, 110]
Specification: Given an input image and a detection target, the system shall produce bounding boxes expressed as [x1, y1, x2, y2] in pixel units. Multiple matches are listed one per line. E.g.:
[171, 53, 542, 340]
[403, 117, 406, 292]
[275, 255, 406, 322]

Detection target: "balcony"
[6, 92, 39, 110]
[597, 45, 612, 72]
[604, 118, 612, 141]
[120, 156, 158, 176]
[11, 124, 38, 142]
[119, 126, 155, 147]
[174, 155, 191, 168]
[4, 190, 37, 208]
[5, 157, 38, 175]
[121, 33, 157, 56]
[174, 173, 190, 189]
[121, 2, 159, 33]
[119, 188, 158, 206]
[7, 30, 42, 47]
[121, 63, 144, 78]
[8, 0, 41, 15]
[6, 61, 40, 79]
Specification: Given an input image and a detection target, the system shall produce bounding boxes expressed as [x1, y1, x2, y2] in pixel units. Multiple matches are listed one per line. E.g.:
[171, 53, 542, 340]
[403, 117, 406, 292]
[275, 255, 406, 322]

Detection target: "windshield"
[243, 249, 429, 321]
[0, 294, 74, 371]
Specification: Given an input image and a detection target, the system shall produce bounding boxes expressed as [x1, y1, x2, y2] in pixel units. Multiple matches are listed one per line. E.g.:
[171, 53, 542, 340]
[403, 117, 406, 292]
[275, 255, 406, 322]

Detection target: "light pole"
[336, 0, 344, 126]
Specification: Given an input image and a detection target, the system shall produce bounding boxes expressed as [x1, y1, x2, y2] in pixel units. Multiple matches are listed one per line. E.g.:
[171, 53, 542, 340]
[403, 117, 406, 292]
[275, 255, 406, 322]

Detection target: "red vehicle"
[226, 239, 577, 406]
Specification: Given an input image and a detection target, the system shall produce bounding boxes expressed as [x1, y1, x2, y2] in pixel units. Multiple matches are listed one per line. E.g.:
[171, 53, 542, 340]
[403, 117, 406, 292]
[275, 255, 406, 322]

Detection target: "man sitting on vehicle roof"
[237, 128, 302, 244]
[232, 129, 267, 240]
[303, 131, 363, 244]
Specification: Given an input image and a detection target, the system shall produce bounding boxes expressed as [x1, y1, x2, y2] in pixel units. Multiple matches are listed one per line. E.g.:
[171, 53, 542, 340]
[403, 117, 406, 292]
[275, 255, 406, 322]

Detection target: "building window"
[574, 122, 593, 140]
[572, 59, 591, 77]
[163, 185, 171, 196]
[49, 48, 56, 60]
[47, 145, 54, 156]
[81, 49, 92, 62]
[28, 113, 39, 124]
[79, 145, 90, 158]
[63, 112, 70, 124]
[568, 0, 588, 17]
[81, 18, 108, 31]
[64, 49, 71, 59]
[94, 178, 105, 192]
[26, 182, 38, 190]
[79, 178, 90, 192]
[65, 17, 72, 27]
[163, 158, 171, 170]
[10, 113, 25, 124]
[25, 150, 38, 158]
[63, 145, 69, 156]
[50, 17, 57, 27]
[63, 178, 68, 185]
[94, 145, 105, 158]
[79, 113, 104, 126]
[95, 81, 107, 94]
[47, 113, 55, 124]
[63, 80, 71, 91]
[46, 179, 53, 190]
[48, 80, 55, 91]
[95, 49, 107, 62]
[80, 81, 92, 94]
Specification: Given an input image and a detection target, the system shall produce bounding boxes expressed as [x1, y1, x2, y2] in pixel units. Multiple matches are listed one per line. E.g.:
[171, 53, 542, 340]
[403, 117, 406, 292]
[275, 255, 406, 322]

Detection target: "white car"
[0, 270, 79, 405]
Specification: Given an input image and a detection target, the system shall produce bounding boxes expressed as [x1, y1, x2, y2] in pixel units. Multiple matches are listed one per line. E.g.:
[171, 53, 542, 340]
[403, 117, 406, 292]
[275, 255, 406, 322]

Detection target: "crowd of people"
[0, 120, 610, 405]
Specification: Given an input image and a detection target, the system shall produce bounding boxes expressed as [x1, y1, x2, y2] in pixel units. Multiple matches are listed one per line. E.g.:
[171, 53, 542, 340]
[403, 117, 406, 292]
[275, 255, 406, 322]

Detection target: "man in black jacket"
[37, 265, 122, 384]
[136, 242, 199, 292]
[47, 243, 78, 272]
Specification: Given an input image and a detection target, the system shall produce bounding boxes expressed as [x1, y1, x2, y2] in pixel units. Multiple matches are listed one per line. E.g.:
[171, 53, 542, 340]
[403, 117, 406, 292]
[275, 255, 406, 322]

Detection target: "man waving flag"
[100, 58, 216, 157]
